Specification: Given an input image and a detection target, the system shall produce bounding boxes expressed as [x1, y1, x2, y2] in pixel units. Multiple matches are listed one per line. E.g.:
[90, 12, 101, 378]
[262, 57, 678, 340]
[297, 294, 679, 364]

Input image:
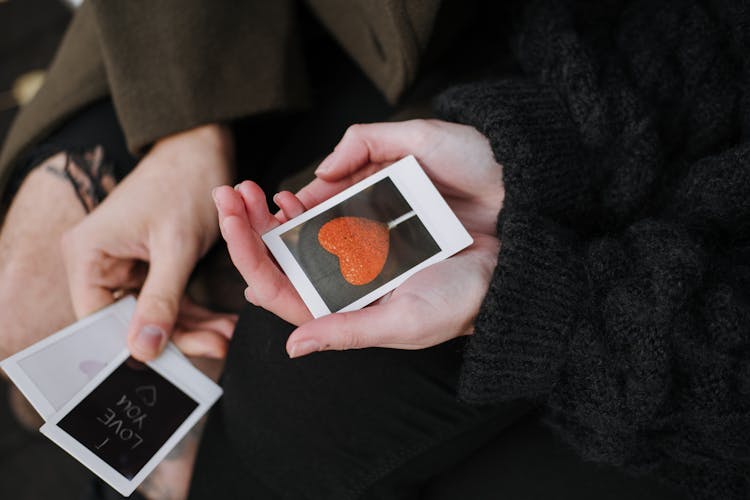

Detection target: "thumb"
[314, 121, 433, 181]
[286, 303, 418, 358]
[128, 245, 196, 361]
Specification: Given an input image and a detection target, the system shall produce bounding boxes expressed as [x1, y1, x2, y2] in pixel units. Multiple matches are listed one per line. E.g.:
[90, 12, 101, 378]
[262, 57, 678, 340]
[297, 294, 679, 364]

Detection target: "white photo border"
[0, 296, 136, 419]
[262, 155, 473, 318]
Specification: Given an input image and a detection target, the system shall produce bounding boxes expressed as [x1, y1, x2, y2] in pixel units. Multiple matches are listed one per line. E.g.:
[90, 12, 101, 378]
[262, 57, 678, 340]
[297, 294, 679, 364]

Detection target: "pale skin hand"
[61, 124, 238, 361]
[0, 144, 236, 500]
[0, 149, 236, 364]
[214, 119, 504, 358]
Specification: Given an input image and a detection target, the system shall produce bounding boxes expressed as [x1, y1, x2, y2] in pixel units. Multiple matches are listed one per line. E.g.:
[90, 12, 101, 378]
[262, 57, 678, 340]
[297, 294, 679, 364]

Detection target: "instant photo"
[281, 177, 440, 312]
[57, 357, 198, 480]
[263, 156, 473, 317]
[3, 296, 222, 497]
[37, 336, 222, 496]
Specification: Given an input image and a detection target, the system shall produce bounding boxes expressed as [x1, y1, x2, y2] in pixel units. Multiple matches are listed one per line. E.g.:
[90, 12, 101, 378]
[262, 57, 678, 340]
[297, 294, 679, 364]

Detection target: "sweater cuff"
[458, 213, 585, 404]
[436, 80, 594, 223]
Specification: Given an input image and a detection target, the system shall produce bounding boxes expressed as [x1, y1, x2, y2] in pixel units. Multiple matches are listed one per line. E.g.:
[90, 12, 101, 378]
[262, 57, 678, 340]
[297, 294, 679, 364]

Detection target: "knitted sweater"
[436, 1, 750, 498]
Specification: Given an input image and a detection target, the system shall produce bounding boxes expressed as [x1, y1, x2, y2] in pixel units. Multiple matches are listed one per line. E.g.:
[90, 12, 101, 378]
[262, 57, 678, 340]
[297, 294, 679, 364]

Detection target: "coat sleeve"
[89, 0, 310, 153]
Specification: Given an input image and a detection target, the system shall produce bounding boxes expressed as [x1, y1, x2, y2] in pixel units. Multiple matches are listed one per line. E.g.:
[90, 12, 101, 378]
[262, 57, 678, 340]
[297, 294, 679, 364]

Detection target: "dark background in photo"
[281, 177, 440, 312]
[58, 357, 198, 480]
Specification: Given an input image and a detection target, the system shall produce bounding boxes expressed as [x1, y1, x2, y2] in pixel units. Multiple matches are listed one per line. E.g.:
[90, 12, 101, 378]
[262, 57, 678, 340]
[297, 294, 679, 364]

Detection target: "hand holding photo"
[262, 156, 473, 317]
[0, 296, 222, 497]
[41, 342, 221, 497]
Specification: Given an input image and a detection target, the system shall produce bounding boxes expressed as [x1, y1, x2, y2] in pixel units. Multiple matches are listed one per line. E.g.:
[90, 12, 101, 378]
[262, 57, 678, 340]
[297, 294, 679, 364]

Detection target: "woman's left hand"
[214, 120, 503, 357]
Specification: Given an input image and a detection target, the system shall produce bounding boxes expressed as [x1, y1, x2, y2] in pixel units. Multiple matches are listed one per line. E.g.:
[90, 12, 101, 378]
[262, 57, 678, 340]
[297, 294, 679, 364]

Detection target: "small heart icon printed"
[318, 216, 390, 286]
[136, 385, 158, 407]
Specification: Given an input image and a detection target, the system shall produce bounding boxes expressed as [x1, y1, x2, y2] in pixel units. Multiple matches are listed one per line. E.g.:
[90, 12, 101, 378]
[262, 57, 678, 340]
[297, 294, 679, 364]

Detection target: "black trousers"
[187, 305, 682, 500]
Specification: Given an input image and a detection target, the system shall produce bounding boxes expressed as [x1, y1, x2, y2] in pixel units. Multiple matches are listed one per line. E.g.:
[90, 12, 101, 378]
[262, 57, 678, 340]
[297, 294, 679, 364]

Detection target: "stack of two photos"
[0, 297, 222, 497]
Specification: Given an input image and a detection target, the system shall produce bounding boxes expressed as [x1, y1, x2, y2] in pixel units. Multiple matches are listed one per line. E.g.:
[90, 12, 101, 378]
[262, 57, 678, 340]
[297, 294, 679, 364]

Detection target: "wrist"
[183, 123, 234, 153]
[146, 123, 235, 185]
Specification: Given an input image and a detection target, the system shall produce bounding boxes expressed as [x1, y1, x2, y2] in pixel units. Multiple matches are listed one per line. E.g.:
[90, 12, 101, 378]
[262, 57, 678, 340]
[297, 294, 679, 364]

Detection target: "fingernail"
[272, 193, 281, 205]
[135, 325, 167, 354]
[314, 158, 331, 175]
[234, 183, 242, 191]
[211, 187, 219, 203]
[289, 339, 322, 358]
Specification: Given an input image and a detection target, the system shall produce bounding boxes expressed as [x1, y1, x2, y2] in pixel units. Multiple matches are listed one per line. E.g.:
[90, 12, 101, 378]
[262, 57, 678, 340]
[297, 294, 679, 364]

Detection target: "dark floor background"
[0, 1, 93, 499]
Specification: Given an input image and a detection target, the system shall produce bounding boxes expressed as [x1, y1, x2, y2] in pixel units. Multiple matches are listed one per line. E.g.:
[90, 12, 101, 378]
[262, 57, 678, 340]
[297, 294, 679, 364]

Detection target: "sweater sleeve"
[88, 0, 309, 154]
[437, 81, 750, 495]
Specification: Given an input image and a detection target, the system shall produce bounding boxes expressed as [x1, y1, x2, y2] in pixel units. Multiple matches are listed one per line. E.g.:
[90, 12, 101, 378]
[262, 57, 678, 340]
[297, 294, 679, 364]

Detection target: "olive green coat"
[0, 0, 445, 197]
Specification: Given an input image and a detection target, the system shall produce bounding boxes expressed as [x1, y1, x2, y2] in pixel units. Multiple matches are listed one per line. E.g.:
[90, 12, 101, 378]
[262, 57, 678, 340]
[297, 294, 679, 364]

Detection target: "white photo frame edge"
[262, 155, 473, 318]
[0, 296, 137, 419]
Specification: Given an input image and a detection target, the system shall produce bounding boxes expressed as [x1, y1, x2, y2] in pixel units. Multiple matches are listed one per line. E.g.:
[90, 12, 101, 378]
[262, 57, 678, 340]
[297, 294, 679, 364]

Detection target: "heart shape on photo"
[79, 360, 106, 380]
[318, 216, 390, 286]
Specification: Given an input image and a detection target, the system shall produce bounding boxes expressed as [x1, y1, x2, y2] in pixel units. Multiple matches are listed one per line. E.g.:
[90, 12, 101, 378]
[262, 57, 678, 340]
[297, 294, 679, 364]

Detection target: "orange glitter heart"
[318, 216, 390, 286]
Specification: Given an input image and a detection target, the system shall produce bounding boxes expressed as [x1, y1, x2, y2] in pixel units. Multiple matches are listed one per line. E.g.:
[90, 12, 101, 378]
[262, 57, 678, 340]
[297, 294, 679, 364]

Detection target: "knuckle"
[139, 292, 179, 321]
[338, 314, 362, 350]
[408, 120, 436, 150]
[421, 118, 451, 135]
[158, 226, 201, 256]
[339, 331, 360, 350]
[344, 123, 365, 139]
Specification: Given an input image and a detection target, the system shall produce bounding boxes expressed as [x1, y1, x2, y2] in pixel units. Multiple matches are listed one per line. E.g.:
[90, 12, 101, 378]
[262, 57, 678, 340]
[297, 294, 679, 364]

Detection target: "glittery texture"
[318, 216, 389, 286]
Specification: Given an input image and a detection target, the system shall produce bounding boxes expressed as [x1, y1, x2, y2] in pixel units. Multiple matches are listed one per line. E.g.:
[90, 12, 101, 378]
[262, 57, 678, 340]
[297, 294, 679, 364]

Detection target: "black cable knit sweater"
[436, 1, 750, 498]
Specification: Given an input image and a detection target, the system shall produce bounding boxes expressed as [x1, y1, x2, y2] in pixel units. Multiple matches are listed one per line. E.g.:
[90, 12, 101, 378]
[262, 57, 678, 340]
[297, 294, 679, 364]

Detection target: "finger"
[215, 192, 274, 284]
[68, 281, 115, 319]
[127, 243, 198, 361]
[215, 183, 311, 325]
[314, 121, 431, 180]
[172, 329, 229, 359]
[213, 185, 247, 220]
[178, 295, 237, 323]
[214, 185, 273, 282]
[175, 314, 237, 341]
[235, 181, 279, 234]
[272, 190, 307, 222]
[292, 177, 346, 211]
[286, 302, 422, 358]
[176, 295, 216, 320]
[293, 163, 382, 210]
[220, 214, 311, 325]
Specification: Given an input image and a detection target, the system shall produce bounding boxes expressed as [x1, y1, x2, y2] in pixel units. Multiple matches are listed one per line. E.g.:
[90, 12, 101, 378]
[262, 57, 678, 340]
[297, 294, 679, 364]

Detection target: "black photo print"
[58, 357, 198, 479]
